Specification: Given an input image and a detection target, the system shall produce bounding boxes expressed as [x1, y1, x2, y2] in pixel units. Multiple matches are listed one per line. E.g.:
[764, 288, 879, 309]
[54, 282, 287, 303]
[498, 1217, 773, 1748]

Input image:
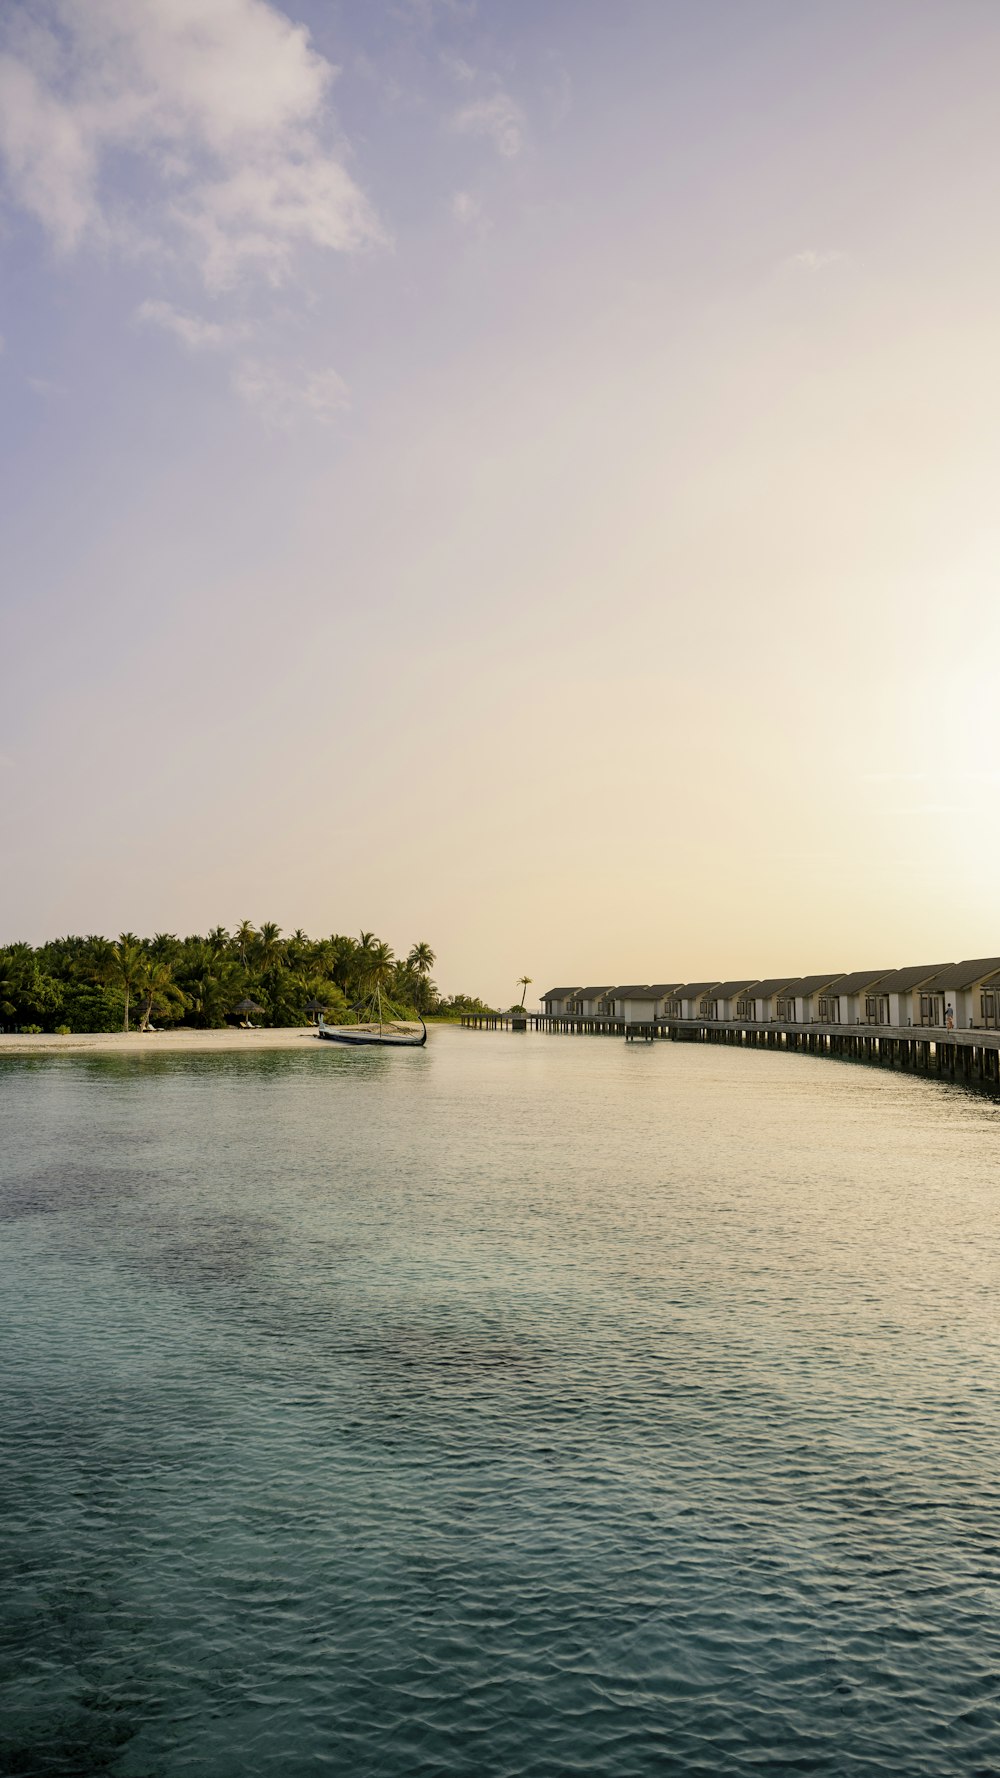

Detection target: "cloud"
[453, 92, 525, 159]
[0, 0, 382, 287]
[441, 52, 476, 83]
[231, 357, 349, 425]
[782, 248, 845, 271]
[135, 298, 236, 350]
[451, 189, 481, 226]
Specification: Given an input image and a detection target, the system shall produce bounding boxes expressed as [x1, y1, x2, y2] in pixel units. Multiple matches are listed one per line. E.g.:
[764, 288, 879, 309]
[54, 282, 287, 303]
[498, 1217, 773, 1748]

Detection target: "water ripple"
[1, 1031, 999, 1774]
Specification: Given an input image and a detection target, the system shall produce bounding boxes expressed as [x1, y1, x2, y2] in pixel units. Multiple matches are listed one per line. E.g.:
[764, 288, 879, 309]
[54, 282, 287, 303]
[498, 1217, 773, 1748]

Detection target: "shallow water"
[1, 1027, 999, 1776]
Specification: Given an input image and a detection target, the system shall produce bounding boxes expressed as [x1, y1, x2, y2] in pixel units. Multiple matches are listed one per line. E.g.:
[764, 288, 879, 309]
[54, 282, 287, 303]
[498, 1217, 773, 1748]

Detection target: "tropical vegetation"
[0, 927, 497, 1033]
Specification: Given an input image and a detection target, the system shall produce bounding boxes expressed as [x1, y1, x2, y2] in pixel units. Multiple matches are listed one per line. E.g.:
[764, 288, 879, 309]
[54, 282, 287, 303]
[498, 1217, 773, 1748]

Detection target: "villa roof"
[577, 985, 615, 996]
[792, 974, 846, 996]
[917, 957, 1000, 992]
[542, 987, 583, 999]
[611, 984, 651, 996]
[711, 980, 758, 996]
[615, 984, 679, 1001]
[678, 981, 721, 997]
[831, 969, 891, 995]
[871, 963, 952, 992]
[751, 977, 798, 997]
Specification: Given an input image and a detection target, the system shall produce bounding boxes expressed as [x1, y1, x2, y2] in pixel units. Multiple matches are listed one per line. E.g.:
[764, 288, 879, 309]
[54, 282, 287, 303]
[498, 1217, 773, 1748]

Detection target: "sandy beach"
[0, 1026, 333, 1058]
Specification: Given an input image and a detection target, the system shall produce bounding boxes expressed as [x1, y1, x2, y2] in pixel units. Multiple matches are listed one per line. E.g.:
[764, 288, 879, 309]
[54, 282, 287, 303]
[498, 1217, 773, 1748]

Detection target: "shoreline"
[1, 1027, 351, 1057]
[0, 1021, 463, 1058]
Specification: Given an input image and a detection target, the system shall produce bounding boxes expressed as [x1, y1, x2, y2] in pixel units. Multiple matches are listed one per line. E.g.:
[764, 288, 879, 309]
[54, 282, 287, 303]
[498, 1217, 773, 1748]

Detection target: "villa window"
[736, 997, 754, 1020]
[818, 996, 840, 1023]
[981, 991, 997, 1026]
[919, 994, 942, 1027]
[776, 996, 796, 1021]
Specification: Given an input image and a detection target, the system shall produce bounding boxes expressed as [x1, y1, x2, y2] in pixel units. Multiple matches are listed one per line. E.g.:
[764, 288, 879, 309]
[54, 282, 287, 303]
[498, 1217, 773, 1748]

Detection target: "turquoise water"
[2, 1027, 999, 1777]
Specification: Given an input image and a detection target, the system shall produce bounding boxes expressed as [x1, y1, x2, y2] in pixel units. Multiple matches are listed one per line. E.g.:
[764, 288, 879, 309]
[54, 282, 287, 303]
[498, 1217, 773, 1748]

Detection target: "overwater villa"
[572, 986, 617, 1017]
[820, 969, 889, 1027]
[704, 980, 758, 1021]
[540, 987, 582, 1018]
[538, 956, 1000, 1033]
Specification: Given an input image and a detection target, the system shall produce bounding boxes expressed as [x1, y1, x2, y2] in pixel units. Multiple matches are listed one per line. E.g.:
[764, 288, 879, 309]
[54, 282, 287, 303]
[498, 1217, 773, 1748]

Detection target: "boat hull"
[316, 1021, 427, 1048]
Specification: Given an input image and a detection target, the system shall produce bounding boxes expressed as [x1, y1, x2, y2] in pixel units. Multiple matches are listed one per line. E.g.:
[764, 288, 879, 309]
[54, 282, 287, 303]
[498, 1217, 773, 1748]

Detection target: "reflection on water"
[2, 1029, 999, 1776]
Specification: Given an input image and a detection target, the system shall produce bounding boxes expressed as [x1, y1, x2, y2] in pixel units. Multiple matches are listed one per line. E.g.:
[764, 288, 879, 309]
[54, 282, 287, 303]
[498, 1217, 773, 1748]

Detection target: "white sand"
[0, 1026, 328, 1057]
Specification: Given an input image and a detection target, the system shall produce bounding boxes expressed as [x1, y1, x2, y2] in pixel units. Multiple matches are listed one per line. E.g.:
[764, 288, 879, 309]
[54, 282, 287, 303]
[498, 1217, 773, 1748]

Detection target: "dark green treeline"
[0, 926, 497, 1034]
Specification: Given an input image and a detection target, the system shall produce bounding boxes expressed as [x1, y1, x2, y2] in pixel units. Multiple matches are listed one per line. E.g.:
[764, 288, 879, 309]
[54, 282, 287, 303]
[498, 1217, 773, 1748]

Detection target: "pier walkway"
[459, 1010, 1000, 1091]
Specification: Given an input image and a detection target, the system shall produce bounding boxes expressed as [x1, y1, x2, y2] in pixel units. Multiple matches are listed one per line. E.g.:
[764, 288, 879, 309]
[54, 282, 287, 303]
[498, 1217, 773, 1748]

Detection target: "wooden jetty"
[459, 1009, 1000, 1091]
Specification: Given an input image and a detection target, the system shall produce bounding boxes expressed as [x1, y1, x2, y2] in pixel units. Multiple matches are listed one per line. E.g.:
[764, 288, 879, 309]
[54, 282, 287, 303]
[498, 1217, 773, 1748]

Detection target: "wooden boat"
[316, 985, 427, 1047]
[317, 1016, 426, 1048]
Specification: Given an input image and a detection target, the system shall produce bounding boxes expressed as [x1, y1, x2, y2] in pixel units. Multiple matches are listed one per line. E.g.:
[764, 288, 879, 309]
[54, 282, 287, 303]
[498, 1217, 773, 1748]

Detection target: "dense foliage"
[0, 927, 496, 1033]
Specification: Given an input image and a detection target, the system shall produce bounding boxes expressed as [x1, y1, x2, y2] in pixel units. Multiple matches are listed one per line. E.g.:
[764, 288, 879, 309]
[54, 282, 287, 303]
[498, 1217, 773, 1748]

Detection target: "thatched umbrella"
[233, 997, 265, 1027]
[304, 997, 328, 1026]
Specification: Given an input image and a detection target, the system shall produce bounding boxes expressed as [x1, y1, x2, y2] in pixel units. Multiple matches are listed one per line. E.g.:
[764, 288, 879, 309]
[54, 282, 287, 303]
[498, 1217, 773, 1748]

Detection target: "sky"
[2, 0, 1000, 1005]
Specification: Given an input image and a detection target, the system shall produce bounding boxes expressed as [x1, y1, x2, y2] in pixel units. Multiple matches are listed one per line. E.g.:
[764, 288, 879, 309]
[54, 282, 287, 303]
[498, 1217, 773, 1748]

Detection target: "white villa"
[611, 985, 680, 1022]
[785, 974, 846, 1024]
[572, 986, 617, 1017]
[540, 987, 582, 1018]
[703, 981, 759, 1021]
[745, 979, 797, 1023]
[537, 955, 1000, 1034]
[914, 958, 1000, 1031]
[819, 969, 889, 1025]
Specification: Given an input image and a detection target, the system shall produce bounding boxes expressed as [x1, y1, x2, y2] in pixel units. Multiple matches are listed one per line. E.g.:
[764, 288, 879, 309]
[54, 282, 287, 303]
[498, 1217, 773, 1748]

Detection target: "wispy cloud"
[135, 298, 241, 351]
[230, 358, 349, 426]
[451, 189, 481, 226]
[453, 92, 526, 160]
[0, 0, 383, 289]
[782, 248, 845, 272]
[441, 52, 476, 84]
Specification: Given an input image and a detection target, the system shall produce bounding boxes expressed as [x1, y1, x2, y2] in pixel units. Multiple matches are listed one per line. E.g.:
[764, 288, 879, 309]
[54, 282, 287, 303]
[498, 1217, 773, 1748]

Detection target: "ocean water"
[1, 1027, 999, 1778]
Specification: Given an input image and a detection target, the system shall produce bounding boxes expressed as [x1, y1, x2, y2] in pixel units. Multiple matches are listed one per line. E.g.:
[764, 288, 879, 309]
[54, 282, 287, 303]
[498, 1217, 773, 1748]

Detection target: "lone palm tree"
[517, 975, 533, 1009]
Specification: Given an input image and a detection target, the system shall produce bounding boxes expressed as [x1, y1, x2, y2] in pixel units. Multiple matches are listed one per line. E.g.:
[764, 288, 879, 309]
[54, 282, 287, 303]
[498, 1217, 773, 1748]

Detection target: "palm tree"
[234, 920, 256, 970]
[367, 941, 395, 990]
[407, 941, 436, 976]
[101, 934, 147, 1032]
[135, 959, 188, 1032]
[517, 975, 533, 1009]
[255, 922, 285, 972]
[206, 926, 230, 956]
